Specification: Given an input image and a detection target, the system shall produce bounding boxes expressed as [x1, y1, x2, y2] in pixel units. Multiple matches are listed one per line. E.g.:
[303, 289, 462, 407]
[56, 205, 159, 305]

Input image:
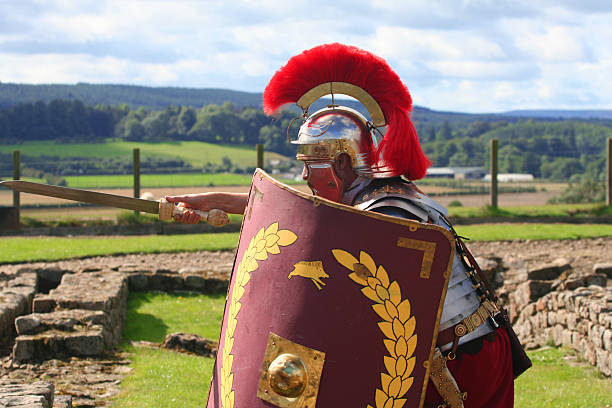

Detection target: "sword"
[0, 180, 229, 227]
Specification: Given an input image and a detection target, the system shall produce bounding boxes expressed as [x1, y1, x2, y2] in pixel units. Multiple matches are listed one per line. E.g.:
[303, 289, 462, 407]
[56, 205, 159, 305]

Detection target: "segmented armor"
[353, 178, 495, 351]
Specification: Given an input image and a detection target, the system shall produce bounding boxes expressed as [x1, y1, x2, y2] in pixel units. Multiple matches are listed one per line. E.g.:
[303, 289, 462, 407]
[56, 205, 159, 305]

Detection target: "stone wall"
[511, 262, 612, 377]
[0, 381, 72, 407]
[0, 265, 229, 364]
[514, 284, 612, 376]
[0, 264, 231, 406]
[0, 271, 37, 349]
[13, 271, 128, 363]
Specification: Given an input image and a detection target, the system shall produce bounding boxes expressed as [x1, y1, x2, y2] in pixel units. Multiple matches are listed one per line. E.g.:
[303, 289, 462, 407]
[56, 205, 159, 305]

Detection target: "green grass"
[2, 224, 611, 264]
[113, 292, 226, 407]
[515, 347, 612, 408]
[111, 294, 611, 408]
[449, 203, 611, 218]
[0, 140, 288, 167]
[0, 233, 240, 263]
[62, 172, 302, 188]
[455, 223, 612, 241]
[64, 173, 255, 188]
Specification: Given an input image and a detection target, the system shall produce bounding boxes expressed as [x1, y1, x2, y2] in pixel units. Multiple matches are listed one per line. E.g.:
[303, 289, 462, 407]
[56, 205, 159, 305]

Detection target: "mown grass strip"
[64, 173, 255, 188]
[2, 224, 611, 264]
[455, 223, 612, 241]
[62, 172, 302, 189]
[0, 233, 240, 264]
[449, 203, 612, 218]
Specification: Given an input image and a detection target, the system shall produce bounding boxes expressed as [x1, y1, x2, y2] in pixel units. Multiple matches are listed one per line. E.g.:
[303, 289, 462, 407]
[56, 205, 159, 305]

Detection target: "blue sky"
[1, 0, 611, 113]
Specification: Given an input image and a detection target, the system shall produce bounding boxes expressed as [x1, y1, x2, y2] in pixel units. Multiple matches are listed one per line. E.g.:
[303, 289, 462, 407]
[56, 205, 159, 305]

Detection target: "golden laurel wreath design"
[220, 222, 298, 408]
[333, 249, 417, 408]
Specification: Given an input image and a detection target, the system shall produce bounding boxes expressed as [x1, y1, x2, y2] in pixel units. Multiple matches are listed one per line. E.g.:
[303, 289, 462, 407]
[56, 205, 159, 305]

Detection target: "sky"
[1, 0, 611, 113]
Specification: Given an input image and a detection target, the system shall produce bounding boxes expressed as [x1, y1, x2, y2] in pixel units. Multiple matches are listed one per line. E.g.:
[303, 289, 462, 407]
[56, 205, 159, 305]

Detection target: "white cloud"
[514, 26, 592, 62]
[0, 0, 611, 111]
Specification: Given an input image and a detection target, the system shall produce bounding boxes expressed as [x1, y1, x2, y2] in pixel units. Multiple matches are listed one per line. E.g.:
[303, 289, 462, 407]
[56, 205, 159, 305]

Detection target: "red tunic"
[425, 327, 515, 408]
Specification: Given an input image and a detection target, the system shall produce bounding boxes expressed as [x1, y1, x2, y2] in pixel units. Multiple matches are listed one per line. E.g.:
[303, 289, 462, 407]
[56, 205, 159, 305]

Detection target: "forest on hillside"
[0, 83, 263, 110]
[0, 98, 611, 182]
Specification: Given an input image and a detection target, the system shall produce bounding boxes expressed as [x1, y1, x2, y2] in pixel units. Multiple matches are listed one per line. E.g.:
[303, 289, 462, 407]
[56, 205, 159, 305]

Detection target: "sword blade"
[0, 180, 160, 214]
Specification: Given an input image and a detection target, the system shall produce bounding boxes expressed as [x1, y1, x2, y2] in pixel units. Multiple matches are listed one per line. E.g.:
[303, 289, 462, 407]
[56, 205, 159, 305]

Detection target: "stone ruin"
[0, 254, 611, 406]
[493, 258, 612, 376]
[510, 262, 612, 376]
[0, 265, 229, 407]
[0, 382, 71, 408]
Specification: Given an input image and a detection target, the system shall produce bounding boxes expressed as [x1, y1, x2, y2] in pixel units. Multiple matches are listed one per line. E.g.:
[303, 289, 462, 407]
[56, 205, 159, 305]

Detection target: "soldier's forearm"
[208, 192, 249, 215]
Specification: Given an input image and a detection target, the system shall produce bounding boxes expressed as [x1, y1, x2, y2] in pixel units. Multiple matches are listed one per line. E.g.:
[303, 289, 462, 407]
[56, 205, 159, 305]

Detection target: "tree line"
[0, 83, 262, 110]
[1, 99, 610, 181]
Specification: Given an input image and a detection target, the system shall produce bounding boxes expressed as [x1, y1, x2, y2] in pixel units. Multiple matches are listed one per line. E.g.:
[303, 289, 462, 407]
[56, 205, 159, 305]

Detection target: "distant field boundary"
[452, 216, 612, 225]
[0, 221, 242, 237]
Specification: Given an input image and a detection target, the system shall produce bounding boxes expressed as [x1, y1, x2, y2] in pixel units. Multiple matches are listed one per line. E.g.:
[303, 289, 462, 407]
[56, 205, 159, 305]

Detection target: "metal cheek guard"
[303, 162, 344, 202]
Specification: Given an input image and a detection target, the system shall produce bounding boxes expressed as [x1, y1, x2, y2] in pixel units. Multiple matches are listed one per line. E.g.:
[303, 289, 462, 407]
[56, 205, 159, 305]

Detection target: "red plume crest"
[263, 43, 431, 180]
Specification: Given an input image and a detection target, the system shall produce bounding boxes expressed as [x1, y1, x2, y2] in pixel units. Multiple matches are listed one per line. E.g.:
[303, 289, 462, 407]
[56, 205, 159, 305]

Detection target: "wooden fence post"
[13, 150, 20, 208]
[13, 150, 20, 226]
[256, 144, 264, 169]
[490, 139, 498, 209]
[607, 138, 611, 207]
[133, 148, 140, 214]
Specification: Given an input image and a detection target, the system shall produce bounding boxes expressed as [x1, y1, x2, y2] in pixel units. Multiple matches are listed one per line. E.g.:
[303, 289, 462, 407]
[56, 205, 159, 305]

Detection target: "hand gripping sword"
[0, 180, 230, 227]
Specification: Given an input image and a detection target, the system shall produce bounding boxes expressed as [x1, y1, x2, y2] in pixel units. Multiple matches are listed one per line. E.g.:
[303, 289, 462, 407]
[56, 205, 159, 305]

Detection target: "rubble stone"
[0, 381, 58, 408]
[162, 332, 218, 358]
[526, 261, 571, 281]
[593, 263, 612, 278]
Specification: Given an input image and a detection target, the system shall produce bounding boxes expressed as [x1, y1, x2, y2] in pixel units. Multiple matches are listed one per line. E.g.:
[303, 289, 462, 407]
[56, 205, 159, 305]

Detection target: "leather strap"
[436, 300, 499, 347]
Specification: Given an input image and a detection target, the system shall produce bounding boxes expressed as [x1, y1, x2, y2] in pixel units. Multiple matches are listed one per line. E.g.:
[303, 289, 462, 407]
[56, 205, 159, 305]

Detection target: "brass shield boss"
[257, 332, 325, 408]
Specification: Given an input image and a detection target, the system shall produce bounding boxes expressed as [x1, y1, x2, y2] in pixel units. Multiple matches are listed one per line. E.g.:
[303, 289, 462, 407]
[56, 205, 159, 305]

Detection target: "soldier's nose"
[301, 165, 308, 180]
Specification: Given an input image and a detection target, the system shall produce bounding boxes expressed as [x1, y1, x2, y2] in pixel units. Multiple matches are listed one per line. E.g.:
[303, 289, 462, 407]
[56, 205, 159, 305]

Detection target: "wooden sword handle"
[158, 199, 230, 227]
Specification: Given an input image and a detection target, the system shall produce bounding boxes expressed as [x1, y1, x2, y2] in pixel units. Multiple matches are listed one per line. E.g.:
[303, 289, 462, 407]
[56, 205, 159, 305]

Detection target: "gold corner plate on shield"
[257, 332, 325, 408]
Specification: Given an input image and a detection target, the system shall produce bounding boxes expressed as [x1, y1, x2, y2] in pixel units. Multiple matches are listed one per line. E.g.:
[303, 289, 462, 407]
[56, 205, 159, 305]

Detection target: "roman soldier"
[168, 43, 529, 407]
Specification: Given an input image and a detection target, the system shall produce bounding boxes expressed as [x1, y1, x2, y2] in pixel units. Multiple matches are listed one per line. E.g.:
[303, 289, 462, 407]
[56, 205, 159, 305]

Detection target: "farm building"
[483, 173, 535, 182]
[425, 167, 486, 179]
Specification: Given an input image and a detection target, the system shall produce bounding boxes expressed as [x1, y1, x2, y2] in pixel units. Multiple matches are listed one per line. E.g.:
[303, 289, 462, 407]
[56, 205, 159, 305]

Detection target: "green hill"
[1, 83, 611, 183]
[0, 83, 263, 110]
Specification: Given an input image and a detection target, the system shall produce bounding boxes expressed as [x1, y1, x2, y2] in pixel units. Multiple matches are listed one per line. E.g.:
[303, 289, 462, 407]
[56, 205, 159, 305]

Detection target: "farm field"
[0, 140, 289, 167]
[0, 178, 567, 208]
[1, 187, 564, 222]
[62, 173, 259, 188]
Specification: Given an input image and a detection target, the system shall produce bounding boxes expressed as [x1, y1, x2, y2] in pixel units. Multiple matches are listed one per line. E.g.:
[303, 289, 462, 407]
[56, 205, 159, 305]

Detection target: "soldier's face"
[301, 162, 344, 202]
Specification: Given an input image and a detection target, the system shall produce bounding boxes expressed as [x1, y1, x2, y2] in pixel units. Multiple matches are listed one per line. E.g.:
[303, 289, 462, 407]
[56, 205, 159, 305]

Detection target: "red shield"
[207, 170, 454, 408]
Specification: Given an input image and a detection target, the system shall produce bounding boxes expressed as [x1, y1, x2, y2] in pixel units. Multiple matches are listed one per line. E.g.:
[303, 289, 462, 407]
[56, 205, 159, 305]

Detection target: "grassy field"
[112, 292, 225, 407]
[60, 172, 302, 189]
[515, 347, 612, 408]
[0, 233, 240, 263]
[449, 203, 612, 218]
[1, 224, 611, 264]
[111, 292, 612, 408]
[63, 173, 255, 188]
[0, 140, 289, 167]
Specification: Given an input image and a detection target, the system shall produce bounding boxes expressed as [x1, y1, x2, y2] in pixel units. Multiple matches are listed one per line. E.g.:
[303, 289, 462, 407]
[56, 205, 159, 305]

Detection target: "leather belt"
[436, 300, 499, 347]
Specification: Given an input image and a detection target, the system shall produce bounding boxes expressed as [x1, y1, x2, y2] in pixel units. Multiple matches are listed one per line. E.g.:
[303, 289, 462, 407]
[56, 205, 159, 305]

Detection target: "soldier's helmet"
[294, 106, 384, 178]
[263, 43, 431, 180]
